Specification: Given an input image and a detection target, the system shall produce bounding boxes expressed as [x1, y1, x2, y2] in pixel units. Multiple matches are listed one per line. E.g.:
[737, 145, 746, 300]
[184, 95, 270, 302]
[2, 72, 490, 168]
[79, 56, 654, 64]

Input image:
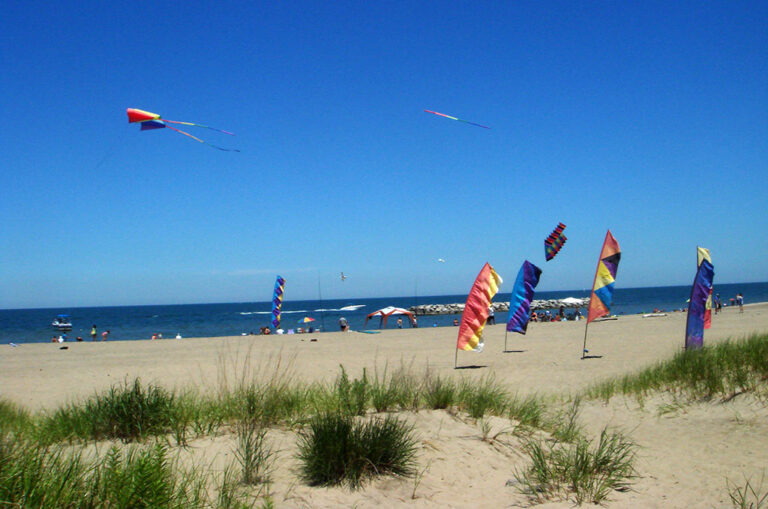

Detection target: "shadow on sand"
[503, 350, 526, 354]
[581, 355, 603, 360]
[454, 365, 487, 370]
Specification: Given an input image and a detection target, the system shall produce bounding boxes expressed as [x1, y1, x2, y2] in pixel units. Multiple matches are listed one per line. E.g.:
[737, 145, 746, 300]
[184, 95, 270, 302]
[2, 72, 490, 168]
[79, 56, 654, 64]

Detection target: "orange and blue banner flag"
[506, 261, 542, 334]
[457, 263, 502, 352]
[587, 231, 621, 323]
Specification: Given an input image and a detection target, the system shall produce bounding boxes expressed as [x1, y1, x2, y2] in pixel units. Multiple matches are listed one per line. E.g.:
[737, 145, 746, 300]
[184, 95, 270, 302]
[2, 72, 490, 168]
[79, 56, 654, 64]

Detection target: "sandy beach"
[2, 303, 767, 507]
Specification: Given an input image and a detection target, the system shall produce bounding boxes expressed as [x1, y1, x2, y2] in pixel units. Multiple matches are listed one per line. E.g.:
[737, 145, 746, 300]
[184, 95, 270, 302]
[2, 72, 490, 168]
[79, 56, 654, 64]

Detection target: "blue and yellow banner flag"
[587, 231, 621, 323]
[271, 276, 286, 328]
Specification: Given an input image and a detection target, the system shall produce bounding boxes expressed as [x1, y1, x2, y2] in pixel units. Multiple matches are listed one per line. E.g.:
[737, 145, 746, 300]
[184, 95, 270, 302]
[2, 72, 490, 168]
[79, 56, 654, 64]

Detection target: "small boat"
[52, 314, 72, 331]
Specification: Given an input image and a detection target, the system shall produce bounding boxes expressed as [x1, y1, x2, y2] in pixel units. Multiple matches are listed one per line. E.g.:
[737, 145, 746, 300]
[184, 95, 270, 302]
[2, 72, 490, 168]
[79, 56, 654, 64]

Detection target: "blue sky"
[1, 1, 766, 309]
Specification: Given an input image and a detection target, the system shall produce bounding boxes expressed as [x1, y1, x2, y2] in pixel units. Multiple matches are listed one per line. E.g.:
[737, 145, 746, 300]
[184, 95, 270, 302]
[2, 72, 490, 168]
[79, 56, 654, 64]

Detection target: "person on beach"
[90, 325, 97, 341]
[412, 317, 418, 328]
[339, 316, 349, 332]
[101, 330, 110, 341]
[397, 317, 403, 329]
[487, 306, 496, 325]
[714, 294, 722, 314]
[737, 293, 744, 313]
[453, 318, 459, 326]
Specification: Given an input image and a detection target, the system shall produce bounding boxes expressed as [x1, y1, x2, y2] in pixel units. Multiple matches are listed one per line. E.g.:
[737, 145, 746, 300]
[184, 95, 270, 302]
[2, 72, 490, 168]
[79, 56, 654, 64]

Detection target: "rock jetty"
[409, 298, 589, 316]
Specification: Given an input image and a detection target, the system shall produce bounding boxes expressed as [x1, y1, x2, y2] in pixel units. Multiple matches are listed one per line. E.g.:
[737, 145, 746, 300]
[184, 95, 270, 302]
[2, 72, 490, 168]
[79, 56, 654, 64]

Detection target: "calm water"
[2, 282, 766, 344]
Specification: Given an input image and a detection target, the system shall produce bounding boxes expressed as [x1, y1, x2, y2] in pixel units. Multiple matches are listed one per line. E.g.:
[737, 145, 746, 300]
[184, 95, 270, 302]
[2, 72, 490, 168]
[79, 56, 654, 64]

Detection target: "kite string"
[165, 125, 240, 151]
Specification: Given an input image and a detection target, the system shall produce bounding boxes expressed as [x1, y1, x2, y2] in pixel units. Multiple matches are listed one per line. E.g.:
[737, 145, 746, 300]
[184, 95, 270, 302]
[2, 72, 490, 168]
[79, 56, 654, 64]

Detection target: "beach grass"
[0, 436, 211, 508]
[37, 378, 185, 444]
[584, 332, 768, 402]
[727, 472, 768, 509]
[296, 412, 417, 489]
[514, 427, 637, 505]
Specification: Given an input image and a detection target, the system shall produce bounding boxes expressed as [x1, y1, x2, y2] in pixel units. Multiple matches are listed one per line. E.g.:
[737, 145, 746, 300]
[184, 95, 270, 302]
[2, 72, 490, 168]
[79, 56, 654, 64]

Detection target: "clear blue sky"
[2, 1, 766, 309]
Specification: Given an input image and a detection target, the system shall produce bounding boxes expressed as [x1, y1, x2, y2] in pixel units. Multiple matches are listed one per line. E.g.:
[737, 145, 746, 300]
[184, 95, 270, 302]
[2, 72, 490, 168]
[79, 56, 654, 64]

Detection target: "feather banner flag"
[456, 263, 502, 355]
[587, 231, 621, 323]
[271, 276, 286, 328]
[545, 223, 567, 261]
[697, 247, 714, 330]
[506, 261, 542, 335]
[685, 248, 714, 349]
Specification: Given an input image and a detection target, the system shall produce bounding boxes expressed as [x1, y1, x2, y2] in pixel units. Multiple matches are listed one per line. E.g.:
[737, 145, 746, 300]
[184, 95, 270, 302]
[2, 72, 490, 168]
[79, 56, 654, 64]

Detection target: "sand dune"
[2, 303, 767, 507]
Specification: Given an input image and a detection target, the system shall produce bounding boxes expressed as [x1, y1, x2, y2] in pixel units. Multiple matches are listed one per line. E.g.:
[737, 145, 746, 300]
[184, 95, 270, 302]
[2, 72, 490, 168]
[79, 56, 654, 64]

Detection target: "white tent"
[364, 306, 416, 329]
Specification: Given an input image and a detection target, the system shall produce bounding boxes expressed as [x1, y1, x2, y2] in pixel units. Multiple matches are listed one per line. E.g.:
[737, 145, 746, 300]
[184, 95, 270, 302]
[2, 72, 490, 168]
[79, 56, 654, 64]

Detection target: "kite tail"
[164, 125, 240, 152]
[163, 119, 235, 136]
[165, 125, 205, 143]
[459, 119, 491, 129]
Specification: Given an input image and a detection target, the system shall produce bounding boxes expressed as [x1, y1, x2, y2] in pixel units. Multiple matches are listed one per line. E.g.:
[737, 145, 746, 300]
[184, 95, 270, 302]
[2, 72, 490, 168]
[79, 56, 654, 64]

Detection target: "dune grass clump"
[39, 378, 182, 443]
[297, 412, 417, 489]
[507, 394, 545, 431]
[423, 374, 457, 410]
[727, 472, 768, 509]
[0, 436, 209, 508]
[585, 332, 768, 402]
[515, 427, 637, 505]
[0, 399, 32, 437]
[457, 375, 509, 418]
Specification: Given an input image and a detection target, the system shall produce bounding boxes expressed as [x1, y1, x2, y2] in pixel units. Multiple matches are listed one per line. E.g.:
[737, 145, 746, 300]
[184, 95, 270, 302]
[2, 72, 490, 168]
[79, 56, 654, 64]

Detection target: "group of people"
[714, 293, 744, 314]
[53, 325, 110, 343]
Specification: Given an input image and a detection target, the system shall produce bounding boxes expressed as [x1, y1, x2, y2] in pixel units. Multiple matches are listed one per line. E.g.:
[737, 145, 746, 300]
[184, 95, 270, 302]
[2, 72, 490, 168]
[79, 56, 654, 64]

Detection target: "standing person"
[90, 325, 97, 341]
[412, 316, 418, 328]
[339, 316, 348, 332]
[397, 317, 403, 329]
[714, 294, 721, 314]
[559, 306, 565, 320]
[487, 306, 496, 325]
[737, 293, 744, 313]
[101, 330, 110, 341]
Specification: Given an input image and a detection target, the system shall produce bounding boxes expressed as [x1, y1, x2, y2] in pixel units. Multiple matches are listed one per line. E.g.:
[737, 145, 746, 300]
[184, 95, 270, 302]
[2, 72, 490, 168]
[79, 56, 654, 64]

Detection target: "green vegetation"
[296, 413, 417, 489]
[584, 332, 768, 402]
[0, 437, 210, 508]
[727, 472, 768, 509]
[37, 379, 185, 444]
[514, 427, 637, 505]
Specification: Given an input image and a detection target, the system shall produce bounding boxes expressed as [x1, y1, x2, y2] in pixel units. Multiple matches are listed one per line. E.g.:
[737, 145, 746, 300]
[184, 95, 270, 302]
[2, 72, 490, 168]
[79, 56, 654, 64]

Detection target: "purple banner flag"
[506, 261, 542, 334]
[685, 259, 714, 349]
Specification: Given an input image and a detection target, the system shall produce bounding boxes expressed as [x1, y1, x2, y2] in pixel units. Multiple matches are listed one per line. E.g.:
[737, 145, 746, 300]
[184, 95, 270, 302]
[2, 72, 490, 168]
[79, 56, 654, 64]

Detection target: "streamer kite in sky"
[126, 108, 240, 152]
[545, 223, 567, 261]
[424, 110, 490, 129]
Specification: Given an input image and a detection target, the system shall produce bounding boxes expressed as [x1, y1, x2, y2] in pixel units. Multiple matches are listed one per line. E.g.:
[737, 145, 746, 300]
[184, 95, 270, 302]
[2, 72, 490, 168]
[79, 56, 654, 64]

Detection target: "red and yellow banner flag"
[587, 231, 621, 323]
[457, 263, 502, 352]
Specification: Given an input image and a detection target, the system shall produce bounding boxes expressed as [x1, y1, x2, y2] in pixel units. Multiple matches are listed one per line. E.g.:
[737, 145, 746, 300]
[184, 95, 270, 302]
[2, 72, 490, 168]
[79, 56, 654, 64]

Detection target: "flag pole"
[581, 320, 590, 359]
[454, 345, 459, 369]
[504, 330, 508, 352]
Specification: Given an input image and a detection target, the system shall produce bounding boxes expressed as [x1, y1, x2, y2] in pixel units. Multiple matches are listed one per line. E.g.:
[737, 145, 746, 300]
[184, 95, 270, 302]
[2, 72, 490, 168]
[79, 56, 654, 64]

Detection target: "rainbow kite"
[586, 231, 621, 323]
[271, 276, 286, 328]
[545, 223, 567, 261]
[126, 108, 239, 152]
[456, 263, 502, 361]
[424, 110, 490, 129]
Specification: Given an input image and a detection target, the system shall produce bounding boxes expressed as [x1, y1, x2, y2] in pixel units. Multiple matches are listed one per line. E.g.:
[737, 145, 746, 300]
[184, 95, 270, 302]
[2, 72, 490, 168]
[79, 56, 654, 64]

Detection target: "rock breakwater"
[409, 298, 588, 316]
